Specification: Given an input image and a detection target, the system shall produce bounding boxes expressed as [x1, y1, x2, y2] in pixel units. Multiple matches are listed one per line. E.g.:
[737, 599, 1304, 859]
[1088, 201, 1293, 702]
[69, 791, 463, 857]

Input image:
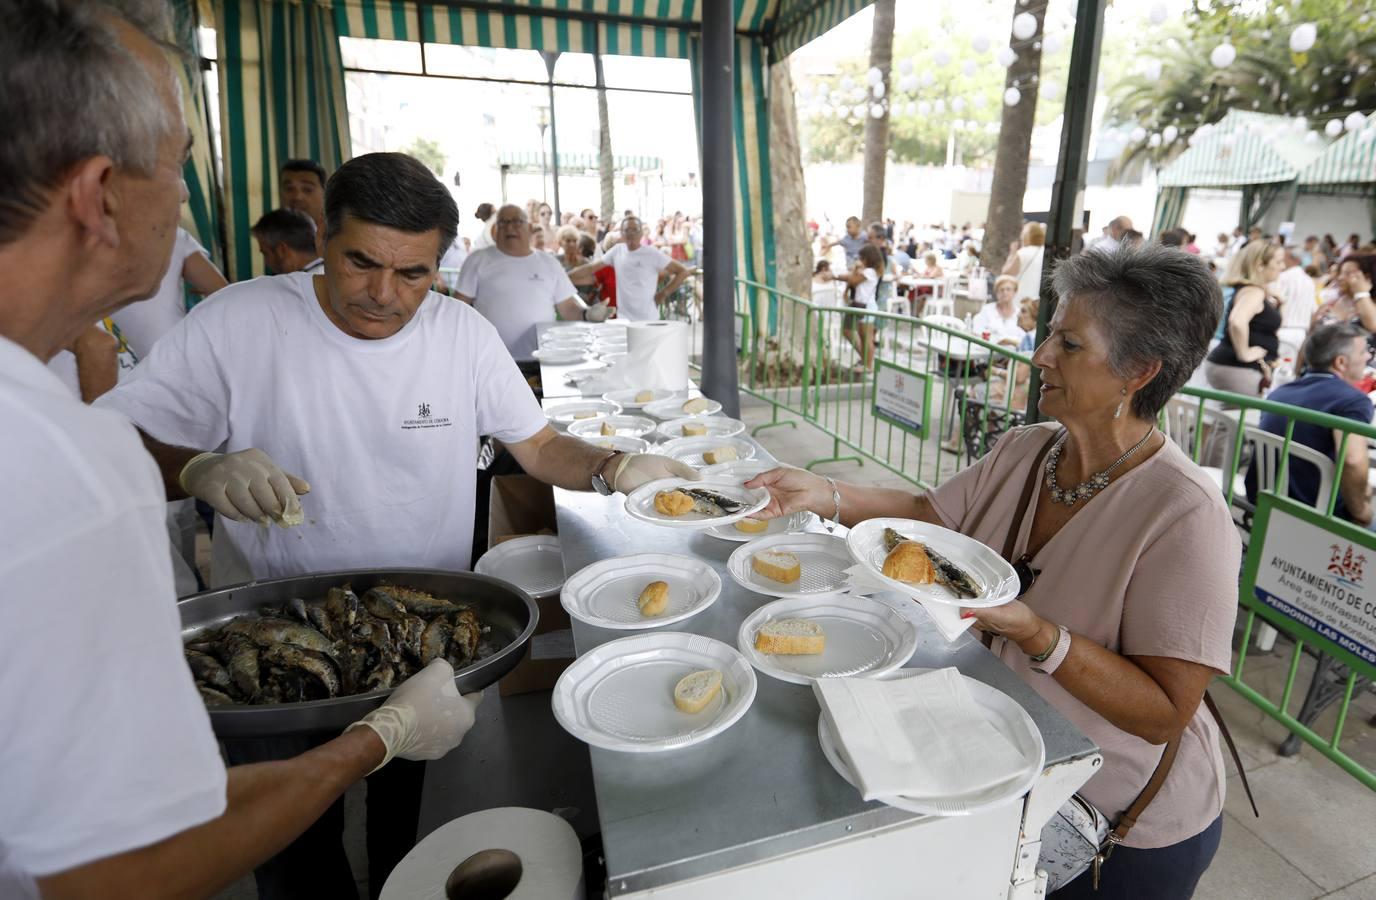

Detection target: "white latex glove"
[611, 452, 700, 494]
[583, 301, 612, 323]
[179, 448, 310, 527]
[348, 659, 483, 771]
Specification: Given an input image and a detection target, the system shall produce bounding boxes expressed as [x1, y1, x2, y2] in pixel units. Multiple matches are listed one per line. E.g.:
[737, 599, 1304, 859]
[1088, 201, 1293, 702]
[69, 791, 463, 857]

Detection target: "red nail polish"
[960, 610, 974, 619]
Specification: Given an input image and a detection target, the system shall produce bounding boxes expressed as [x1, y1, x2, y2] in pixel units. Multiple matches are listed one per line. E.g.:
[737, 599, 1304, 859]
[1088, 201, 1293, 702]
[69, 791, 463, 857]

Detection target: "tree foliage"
[404, 136, 447, 176]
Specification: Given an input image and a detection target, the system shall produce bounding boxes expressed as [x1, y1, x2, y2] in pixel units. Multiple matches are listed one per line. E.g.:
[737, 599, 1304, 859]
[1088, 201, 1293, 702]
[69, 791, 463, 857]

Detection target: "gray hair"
[0, 0, 179, 244]
[1302, 323, 1367, 373]
[1051, 243, 1223, 420]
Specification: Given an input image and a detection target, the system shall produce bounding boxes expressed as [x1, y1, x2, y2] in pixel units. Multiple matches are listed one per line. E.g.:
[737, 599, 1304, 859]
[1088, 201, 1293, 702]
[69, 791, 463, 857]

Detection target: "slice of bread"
[754, 618, 825, 655]
[702, 446, 738, 465]
[882, 540, 936, 584]
[682, 421, 708, 437]
[635, 390, 655, 403]
[682, 397, 711, 414]
[752, 549, 801, 583]
[673, 669, 723, 713]
[573, 411, 597, 420]
[637, 580, 670, 617]
[600, 421, 617, 436]
[734, 516, 768, 534]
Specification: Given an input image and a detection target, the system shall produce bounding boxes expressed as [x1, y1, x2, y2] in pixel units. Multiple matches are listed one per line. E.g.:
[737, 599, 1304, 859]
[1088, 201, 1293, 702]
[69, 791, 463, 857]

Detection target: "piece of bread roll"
[882, 540, 936, 584]
[600, 421, 617, 436]
[734, 517, 768, 534]
[754, 618, 825, 655]
[702, 446, 738, 465]
[752, 549, 801, 583]
[681, 421, 708, 437]
[682, 397, 711, 414]
[635, 389, 654, 403]
[573, 410, 597, 420]
[654, 490, 695, 517]
[638, 580, 670, 617]
[673, 669, 723, 713]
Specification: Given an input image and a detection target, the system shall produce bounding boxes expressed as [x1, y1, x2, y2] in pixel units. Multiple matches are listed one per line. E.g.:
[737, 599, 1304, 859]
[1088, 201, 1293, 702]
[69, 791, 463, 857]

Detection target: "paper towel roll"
[624, 320, 689, 392]
[381, 807, 584, 900]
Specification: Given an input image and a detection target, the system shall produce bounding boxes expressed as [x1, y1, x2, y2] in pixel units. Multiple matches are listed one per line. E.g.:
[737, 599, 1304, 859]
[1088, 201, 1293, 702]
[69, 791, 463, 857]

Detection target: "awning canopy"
[1157, 109, 1326, 189]
[1299, 112, 1376, 194]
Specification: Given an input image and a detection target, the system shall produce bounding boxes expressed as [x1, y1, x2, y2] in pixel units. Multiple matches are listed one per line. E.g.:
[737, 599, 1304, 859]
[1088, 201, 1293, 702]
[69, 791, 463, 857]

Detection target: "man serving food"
[97, 151, 693, 895]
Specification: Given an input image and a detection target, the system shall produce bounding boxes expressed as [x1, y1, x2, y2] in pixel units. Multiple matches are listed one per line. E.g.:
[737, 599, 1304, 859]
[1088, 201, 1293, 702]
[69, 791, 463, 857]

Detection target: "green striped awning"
[769, 0, 870, 62]
[498, 151, 664, 171]
[1158, 109, 1325, 189]
[1299, 113, 1376, 188]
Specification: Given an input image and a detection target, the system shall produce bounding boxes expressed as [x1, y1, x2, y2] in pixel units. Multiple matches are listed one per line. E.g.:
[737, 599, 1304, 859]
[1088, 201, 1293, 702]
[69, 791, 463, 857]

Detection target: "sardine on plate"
[881, 527, 982, 599]
[677, 487, 749, 516]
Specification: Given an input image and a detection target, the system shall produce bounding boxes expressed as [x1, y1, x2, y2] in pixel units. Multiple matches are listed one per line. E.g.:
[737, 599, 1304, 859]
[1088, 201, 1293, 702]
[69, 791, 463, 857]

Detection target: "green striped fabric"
[1148, 186, 1187, 238]
[1299, 113, 1375, 188]
[172, 0, 223, 266]
[216, 0, 351, 281]
[1158, 109, 1324, 189]
[769, 0, 871, 63]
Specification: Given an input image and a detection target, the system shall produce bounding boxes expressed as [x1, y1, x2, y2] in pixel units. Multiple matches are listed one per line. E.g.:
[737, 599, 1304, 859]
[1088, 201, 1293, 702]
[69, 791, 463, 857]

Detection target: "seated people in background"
[1249, 323, 1373, 526]
[279, 158, 327, 254]
[1271, 246, 1316, 356]
[919, 252, 944, 279]
[1312, 253, 1376, 333]
[958, 240, 981, 274]
[973, 276, 1027, 346]
[1017, 297, 1039, 353]
[251, 208, 321, 275]
[110, 224, 228, 359]
[456, 205, 608, 365]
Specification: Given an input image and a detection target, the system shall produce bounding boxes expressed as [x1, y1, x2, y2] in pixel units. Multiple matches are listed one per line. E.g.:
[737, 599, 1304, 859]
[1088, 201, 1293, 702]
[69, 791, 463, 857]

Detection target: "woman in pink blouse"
[748, 244, 1237, 898]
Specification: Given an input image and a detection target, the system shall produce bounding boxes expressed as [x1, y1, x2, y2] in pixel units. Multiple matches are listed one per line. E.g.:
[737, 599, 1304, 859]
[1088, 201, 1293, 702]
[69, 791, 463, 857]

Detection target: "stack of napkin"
[814, 667, 1028, 801]
[844, 565, 975, 642]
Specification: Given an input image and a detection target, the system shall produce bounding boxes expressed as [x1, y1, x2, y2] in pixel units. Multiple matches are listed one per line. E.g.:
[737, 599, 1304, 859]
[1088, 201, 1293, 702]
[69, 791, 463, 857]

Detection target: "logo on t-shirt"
[403, 401, 451, 430]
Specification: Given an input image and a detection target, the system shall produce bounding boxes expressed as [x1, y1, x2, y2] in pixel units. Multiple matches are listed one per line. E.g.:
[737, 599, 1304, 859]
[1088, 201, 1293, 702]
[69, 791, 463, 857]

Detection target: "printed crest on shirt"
[403, 401, 451, 430]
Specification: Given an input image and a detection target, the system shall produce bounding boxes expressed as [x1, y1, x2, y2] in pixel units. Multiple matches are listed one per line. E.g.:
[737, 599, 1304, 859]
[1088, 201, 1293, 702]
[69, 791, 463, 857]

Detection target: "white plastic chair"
[1162, 397, 1242, 494]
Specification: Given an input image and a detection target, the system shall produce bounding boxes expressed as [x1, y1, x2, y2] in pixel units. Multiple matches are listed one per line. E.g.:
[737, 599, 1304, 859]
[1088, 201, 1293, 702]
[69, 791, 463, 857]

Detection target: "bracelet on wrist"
[1029, 624, 1060, 663]
[823, 476, 842, 532]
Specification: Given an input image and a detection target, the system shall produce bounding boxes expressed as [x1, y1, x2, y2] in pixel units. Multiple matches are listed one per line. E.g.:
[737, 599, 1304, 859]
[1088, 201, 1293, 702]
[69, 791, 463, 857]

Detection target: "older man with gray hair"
[569, 214, 689, 321]
[0, 2, 483, 898]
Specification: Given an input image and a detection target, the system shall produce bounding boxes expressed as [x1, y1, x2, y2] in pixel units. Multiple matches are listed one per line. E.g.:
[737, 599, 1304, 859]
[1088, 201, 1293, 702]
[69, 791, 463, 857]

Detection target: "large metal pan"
[178, 569, 537, 738]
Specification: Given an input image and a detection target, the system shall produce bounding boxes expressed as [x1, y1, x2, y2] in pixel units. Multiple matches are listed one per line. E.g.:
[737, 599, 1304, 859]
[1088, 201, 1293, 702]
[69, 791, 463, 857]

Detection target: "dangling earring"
[1114, 387, 1127, 419]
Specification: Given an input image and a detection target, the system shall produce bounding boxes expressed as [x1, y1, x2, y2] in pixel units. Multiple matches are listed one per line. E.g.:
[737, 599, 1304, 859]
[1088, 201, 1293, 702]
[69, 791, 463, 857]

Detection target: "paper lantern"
[1291, 116, 1307, 132]
[1289, 23, 1316, 54]
[898, 59, 914, 76]
[1345, 112, 1367, 133]
[971, 33, 991, 54]
[840, 76, 855, 91]
[1148, 3, 1167, 25]
[1162, 125, 1178, 143]
[1012, 13, 1038, 40]
[816, 83, 830, 99]
[1325, 118, 1343, 137]
[872, 82, 885, 98]
[920, 71, 936, 88]
[996, 46, 1018, 67]
[866, 67, 883, 85]
[870, 103, 886, 119]
[1303, 131, 1320, 144]
[1142, 59, 1162, 82]
[852, 103, 868, 118]
[904, 101, 917, 116]
[917, 100, 932, 115]
[933, 99, 946, 114]
[963, 60, 977, 77]
[1042, 33, 1062, 54]
[933, 48, 952, 67]
[899, 74, 918, 93]
[951, 97, 967, 112]
[972, 95, 989, 109]
[1129, 126, 1147, 142]
[1148, 133, 1162, 148]
[1209, 43, 1235, 69]
[1004, 87, 1021, 107]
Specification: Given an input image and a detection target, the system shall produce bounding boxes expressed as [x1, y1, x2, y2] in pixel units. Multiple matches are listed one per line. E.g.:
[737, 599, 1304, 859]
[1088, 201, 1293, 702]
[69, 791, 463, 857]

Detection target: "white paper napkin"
[844, 565, 975, 642]
[813, 668, 1028, 801]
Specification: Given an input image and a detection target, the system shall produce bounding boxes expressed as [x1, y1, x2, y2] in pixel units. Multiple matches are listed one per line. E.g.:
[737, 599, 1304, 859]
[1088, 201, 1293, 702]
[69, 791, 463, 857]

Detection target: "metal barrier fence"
[663, 277, 1376, 792]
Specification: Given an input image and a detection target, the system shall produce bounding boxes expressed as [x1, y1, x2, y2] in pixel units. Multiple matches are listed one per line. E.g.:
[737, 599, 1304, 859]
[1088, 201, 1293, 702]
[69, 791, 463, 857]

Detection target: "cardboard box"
[486, 475, 575, 695]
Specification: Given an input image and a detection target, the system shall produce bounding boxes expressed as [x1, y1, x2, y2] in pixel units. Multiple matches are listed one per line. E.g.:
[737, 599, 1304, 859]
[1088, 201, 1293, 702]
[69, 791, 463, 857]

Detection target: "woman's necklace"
[1045, 427, 1155, 507]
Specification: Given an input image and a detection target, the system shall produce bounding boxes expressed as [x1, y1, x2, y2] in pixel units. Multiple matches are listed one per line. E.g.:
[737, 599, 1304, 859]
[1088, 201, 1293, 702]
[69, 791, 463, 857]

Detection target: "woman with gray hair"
[749, 244, 1239, 898]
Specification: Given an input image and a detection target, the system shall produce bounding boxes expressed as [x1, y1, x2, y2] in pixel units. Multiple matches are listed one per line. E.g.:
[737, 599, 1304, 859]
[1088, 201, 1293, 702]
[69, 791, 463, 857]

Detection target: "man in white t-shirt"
[455, 204, 609, 362]
[1272, 246, 1317, 356]
[110, 223, 227, 357]
[251, 207, 323, 274]
[1, 6, 482, 899]
[569, 215, 689, 321]
[98, 152, 693, 895]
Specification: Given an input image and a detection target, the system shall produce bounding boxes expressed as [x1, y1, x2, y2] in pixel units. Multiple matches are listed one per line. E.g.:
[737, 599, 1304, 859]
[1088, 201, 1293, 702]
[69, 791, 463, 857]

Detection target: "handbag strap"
[1205, 691, 1259, 818]
[1001, 428, 1061, 562]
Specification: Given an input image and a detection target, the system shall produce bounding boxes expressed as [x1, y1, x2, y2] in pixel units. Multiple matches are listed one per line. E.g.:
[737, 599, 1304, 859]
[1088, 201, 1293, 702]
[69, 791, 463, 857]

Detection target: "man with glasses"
[1250, 322, 1375, 527]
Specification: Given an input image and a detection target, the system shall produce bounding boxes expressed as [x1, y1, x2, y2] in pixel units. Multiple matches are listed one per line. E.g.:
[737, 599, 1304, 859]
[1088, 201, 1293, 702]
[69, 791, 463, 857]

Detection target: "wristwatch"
[591, 451, 622, 496]
[1030, 625, 1072, 675]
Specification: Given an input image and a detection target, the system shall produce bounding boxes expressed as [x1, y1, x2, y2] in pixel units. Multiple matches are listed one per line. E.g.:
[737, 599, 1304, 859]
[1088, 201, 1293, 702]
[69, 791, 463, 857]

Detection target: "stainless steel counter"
[555, 454, 1099, 896]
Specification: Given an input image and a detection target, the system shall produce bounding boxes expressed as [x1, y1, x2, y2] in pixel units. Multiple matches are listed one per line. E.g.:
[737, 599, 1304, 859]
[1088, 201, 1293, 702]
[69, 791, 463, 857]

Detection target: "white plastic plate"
[531, 346, 589, 365]
[736, 594, 918, 685]
[598, 352, 628, 367]
[551, 632, 757, 753]
[699, 459, 780, 483]
[545, 399, 623, 428]
[657, 435, 757, 469]
[602, 388, 676, 410]
[624, 477, 769, 529]
[706, 509, 816, 542]
[643, 396, 723, 419]
[561, 553, 721, 630]
[726, 532, 852, 596]
[568, 414, 657, 439]
[544, 323, 594, 339]
[576, 434, 651, 454]
[657, 416, 747, 440]
[473, 535, 564, 599]
[845, 517, 1019, 609]
[816, 668, 1046, 816]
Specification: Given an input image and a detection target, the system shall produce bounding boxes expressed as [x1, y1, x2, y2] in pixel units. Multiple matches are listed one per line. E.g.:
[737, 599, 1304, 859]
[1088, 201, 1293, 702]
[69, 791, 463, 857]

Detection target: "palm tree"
[771, 59, 814, 367]
[594, 51, 615, 225]
[982, 0, 1046, 275]
[861, 0, 895, 226]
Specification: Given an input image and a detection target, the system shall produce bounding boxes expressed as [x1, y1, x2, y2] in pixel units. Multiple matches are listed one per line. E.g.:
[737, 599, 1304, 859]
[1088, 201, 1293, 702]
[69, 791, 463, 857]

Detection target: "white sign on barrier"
[872, 360, 931, 436]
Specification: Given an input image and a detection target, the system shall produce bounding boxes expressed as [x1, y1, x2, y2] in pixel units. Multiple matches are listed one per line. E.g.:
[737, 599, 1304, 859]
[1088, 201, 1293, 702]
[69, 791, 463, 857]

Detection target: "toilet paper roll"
[381, 807, 584, 900]
[624, 320, 689, 392]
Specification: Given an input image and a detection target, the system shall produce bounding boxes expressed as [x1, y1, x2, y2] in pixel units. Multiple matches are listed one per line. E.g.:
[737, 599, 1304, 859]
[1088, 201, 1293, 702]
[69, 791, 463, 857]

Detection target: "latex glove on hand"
[611, 452, 700, 494]
[583, 301, 612, 323]
[347, 659, 483, 771]
[179, 448, 310, 527]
